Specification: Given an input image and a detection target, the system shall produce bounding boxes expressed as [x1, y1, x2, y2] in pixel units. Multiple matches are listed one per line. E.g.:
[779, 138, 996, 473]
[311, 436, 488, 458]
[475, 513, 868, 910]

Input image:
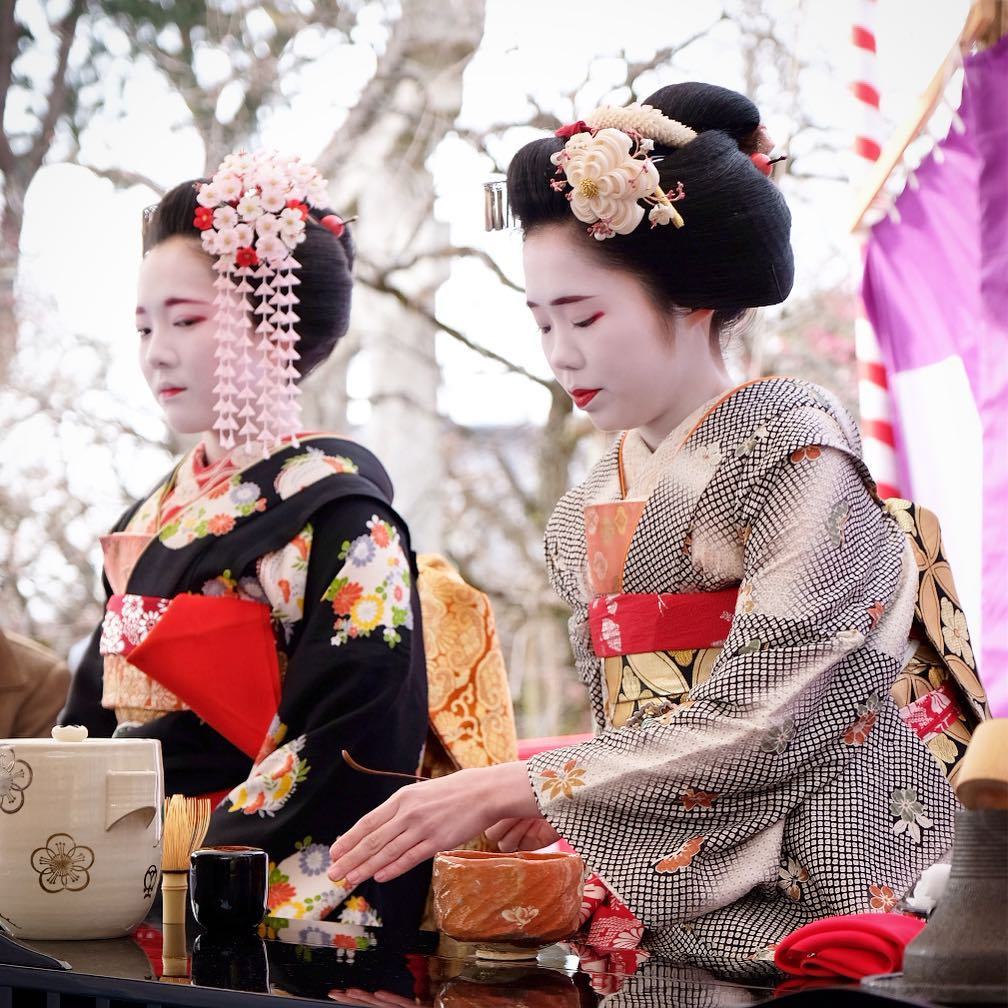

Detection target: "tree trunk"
[318, 0, 487, 553]
[0, 181, 23, 386]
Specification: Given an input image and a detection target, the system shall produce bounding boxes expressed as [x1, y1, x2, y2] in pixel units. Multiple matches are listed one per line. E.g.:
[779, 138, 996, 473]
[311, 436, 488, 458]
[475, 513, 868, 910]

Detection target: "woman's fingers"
[342, 827, 426, 888]
[330, 798, 399, 863]
[486, 816, 560, 852]
[329, 784, 462, 884]
[373, 839, 437, 884]
[328, 989, 421, 1008]
[524, 819, 562, 849]
[329, 989, 421, 1007]
[495, 820, 530, 852]
[329, 804, 409, 884]
[330, 774, 480, 883]
[485, 817, 521, 846]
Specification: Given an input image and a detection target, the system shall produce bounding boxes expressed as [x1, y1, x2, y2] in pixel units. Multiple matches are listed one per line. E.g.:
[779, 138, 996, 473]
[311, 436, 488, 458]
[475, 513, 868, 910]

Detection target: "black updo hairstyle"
[142, 180, 355, 380]
[506, 82, 794, 338]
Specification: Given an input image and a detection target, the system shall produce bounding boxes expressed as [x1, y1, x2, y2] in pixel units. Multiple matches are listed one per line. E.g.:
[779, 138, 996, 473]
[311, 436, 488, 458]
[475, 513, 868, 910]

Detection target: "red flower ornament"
[235, 245, 259, 268]
[320, 214, 346, 237]
[555, 120, 591, 139]
[193, 206, 215, 230]
[751, 152, 787, 177]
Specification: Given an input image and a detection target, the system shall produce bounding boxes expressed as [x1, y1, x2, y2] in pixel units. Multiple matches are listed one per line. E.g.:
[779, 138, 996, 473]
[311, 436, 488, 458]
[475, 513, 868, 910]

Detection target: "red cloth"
[124, 594, 281, 759]
[588, 588, 738, 658]
[573, 942, 649, 995]
[516, 734, 593, 760]
[774, 913, 926, 980]
[573, 877, 649, 996]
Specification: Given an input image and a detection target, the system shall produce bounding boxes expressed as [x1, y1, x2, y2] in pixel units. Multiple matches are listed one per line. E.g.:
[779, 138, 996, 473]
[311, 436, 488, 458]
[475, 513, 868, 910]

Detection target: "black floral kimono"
[61, 436, 430, 931]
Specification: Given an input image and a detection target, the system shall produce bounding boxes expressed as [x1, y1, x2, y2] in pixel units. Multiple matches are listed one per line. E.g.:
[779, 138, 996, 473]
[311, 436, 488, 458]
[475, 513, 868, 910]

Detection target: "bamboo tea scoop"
[341, 750, 430, 782]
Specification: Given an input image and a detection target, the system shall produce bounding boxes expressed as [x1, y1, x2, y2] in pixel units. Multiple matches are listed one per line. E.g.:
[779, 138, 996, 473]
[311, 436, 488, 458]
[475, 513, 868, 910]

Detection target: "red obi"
[588, 588, 964, 751]
[588, 588, 739, 658]
[100, 593, 280, 759]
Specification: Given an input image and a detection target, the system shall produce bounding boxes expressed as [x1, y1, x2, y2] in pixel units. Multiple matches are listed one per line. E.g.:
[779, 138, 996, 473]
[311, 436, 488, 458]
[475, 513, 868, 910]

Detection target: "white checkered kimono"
[527, 378, 957, 978]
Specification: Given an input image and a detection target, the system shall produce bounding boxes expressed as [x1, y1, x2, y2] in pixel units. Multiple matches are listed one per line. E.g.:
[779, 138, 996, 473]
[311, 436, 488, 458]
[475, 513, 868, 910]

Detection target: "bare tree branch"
[77, 162, 166, 194]
[27, 0, 85, 178]
[314, 32, 411, 180]
[356, 267, 552, 389]
[390, 245, 524, 294]
[449, 420, 538, 518]
[0, 0, 17, 173]
[623, 15, 730, 91]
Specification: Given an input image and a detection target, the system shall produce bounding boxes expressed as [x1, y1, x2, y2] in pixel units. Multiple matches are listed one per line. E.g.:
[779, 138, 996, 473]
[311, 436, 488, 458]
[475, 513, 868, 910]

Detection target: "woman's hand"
[485, 817, 561, 852]
[328, 988, 426, 1007]
[328, 761, 541, 886]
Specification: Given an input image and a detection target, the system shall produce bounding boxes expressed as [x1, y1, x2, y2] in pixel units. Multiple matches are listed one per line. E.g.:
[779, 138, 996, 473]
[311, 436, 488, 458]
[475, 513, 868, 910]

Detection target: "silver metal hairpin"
[483, 180, 513, 231]
[141, 203, 158, 242]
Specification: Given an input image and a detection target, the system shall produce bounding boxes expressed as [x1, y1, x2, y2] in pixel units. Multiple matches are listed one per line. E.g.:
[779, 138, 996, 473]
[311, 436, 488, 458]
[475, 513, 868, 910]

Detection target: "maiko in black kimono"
[62, 435, 430, 931]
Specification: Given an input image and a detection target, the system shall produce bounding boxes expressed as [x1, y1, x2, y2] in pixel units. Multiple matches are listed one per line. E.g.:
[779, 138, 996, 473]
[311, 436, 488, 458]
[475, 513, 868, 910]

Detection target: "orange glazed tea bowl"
[432, 849, 584, 958]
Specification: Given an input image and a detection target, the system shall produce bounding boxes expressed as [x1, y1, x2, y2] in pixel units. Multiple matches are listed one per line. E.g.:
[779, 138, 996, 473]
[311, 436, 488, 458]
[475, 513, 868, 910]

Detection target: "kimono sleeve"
[205, 495, 430, 931]
[545, 484, 607, 733]
[526, 440, 919, 927]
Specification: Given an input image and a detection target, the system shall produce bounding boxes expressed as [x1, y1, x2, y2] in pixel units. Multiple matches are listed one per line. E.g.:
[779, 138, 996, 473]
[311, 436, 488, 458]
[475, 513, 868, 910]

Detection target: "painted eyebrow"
[525, 295, 598, 308]
[135, 297, 212, 316]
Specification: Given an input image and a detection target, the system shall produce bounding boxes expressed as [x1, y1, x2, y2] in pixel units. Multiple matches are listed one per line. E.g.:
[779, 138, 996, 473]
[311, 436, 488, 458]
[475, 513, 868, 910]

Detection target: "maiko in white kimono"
[527, 376, 988, 977]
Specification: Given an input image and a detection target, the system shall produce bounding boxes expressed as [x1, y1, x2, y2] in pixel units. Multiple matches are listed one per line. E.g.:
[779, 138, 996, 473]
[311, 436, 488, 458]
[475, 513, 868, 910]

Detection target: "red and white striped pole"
[852, 0, 901, 500]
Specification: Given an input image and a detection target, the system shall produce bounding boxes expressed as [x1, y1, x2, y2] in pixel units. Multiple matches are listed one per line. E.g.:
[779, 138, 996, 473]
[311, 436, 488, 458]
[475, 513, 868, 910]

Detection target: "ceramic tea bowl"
[435, 965, 580, 1008]
[431, 849, 584, 958]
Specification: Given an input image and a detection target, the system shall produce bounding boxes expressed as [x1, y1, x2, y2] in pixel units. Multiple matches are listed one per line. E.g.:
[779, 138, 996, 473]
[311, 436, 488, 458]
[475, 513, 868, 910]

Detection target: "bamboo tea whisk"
[160, 794, 211, 979]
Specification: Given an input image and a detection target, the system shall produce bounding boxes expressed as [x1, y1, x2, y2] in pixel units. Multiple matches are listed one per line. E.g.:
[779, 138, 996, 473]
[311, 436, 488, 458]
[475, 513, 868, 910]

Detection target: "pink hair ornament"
[192, 150, 346, 456]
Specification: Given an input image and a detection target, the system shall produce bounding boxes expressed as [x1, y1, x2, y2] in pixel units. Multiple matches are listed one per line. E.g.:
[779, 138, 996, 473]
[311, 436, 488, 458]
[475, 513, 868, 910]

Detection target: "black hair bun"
[645, 82, 762, 152]
[507, 81, 794, 315]
[142, 182, 354, 380]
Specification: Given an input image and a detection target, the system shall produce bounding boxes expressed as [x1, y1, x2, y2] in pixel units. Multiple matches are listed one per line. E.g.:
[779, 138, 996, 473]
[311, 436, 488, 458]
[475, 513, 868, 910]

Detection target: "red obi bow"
[101, 593, 280, 758]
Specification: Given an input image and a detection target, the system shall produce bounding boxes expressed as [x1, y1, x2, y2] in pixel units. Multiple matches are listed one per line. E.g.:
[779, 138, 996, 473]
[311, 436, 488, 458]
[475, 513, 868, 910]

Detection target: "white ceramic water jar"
[0, 726, 163, 939]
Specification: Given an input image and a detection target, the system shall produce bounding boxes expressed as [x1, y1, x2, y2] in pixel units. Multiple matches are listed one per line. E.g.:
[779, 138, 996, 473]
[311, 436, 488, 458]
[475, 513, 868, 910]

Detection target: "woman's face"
[522, 224, 718, 446]
[135, 236, 220, 437]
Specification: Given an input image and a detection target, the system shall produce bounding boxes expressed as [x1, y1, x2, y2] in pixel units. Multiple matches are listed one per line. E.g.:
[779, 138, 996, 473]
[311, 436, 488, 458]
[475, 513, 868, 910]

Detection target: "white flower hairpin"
[190, 150, 351, 455]
[549, 103, 696, 240]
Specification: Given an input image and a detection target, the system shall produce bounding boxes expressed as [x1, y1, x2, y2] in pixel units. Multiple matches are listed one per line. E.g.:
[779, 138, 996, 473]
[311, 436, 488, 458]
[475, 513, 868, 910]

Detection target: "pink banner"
[862, 37, 1008, 714]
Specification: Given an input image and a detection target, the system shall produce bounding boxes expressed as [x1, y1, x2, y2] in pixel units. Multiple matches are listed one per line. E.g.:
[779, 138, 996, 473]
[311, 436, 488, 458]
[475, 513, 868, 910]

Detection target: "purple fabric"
[862, 36, 1008, 715]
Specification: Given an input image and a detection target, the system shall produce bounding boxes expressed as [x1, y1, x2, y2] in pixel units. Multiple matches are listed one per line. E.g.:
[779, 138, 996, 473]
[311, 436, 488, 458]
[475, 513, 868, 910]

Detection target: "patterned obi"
[99, 592, 280, 759]
[101, 594, 182, 723]
[589, 589, 736, 730]
[588, 584, 981, 783]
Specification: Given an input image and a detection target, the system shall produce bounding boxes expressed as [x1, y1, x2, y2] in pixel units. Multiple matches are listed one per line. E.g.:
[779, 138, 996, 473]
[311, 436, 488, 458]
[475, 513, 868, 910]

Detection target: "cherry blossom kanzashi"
[191, 151, 337, 455]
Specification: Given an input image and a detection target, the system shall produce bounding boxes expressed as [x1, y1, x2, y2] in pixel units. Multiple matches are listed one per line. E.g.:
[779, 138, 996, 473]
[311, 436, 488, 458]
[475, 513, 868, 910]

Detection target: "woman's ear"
[685, 308, 715, 325]
[675, 307, 715, 342]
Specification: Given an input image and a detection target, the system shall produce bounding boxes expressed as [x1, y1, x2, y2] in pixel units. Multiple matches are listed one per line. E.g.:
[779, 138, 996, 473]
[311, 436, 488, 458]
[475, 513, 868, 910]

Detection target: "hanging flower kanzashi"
[190, 151, 335, 455]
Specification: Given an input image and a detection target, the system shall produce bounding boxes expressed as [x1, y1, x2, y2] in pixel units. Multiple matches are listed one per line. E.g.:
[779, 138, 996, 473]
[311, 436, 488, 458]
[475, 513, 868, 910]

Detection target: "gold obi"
[605, 648, 722, 728]
[102, 654, 188, 725]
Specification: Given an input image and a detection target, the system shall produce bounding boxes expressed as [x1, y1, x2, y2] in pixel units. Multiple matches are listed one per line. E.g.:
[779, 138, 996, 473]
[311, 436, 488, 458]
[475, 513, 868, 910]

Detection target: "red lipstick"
[570, 388, 600, 409]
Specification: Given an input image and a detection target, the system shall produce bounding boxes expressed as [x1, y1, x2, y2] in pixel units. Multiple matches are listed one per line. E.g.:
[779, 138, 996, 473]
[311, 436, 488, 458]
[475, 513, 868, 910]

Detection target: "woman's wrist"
[473, 761, 540, 822]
